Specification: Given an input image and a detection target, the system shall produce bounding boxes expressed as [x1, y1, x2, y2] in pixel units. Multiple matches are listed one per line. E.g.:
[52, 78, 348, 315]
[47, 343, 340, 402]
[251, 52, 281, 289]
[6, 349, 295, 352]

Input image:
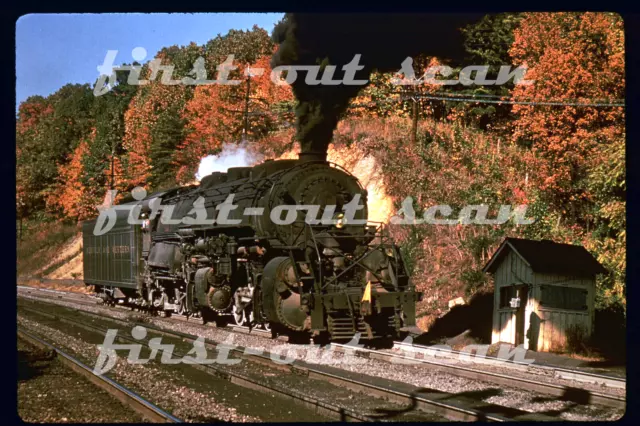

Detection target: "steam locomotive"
[82, 152, 422, 342]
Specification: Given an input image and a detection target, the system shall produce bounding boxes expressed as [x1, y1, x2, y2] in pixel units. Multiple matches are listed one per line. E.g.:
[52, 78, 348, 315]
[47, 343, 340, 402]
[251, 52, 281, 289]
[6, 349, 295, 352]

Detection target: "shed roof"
[483, 237, 607, 277]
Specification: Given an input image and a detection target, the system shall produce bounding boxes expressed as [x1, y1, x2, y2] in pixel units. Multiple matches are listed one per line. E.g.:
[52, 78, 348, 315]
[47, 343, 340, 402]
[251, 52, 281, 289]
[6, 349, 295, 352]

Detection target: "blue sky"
[15, 13, 284, 107]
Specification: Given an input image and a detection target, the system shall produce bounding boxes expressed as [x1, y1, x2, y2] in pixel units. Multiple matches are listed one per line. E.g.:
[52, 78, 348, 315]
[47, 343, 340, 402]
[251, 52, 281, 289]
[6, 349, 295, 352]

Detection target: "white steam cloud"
[195, 143, 259, 181]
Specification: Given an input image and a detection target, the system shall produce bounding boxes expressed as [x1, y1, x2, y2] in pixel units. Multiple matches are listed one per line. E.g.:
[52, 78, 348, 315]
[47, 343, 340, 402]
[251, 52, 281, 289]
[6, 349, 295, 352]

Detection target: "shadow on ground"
[18, 348, 55, 382]
[414, 292, 493, 346]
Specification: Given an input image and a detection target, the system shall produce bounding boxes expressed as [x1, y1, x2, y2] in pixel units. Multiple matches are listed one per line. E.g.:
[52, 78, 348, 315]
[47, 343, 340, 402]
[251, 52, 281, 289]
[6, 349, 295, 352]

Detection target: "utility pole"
[17, 199, 23, 245]
[411, 96, 419, 144]
[243, 73, 251, 142]
[110, 147, 115, 190]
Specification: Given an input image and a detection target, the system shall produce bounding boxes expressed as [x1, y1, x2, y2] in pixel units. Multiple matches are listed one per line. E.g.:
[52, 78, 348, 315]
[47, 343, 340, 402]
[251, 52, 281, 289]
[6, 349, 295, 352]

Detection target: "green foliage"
[49, 84, 95, 151]
[205, 25, 273, 69]
[460, 268, 488, 296]
[157, 42, 205, 79]
[149, 104, 186, 189]
[396, 225, 433, 277]
[455, 13, 523, 130]
[85, 69, 137, 192]
[462, 13, 522, 67]
[462, 233, 498, 263]
[16, 85, 96, 217]
[587, 134, 625, 309]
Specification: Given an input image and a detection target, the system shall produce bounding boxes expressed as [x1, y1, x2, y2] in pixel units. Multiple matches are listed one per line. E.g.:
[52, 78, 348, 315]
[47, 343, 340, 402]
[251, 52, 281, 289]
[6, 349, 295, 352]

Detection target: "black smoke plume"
[271, 13, 482, 155]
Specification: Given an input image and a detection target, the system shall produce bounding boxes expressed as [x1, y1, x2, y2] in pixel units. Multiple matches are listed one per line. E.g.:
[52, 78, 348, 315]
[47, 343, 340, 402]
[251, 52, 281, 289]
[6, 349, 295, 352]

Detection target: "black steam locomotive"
[82, 152, 422, 342]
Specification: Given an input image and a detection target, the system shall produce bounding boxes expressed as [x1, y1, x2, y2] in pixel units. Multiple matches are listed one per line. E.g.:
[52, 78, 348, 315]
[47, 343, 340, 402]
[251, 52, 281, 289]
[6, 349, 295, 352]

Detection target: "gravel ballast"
[19, 314, 289, 422]
[18, 337, 147, 423]
[18, 305, 445, 422]
[18, 292, 625, 421]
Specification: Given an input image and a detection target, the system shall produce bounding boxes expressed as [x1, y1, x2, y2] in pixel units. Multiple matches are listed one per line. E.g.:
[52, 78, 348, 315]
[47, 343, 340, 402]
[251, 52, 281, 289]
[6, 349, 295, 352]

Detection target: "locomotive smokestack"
[298, 151, 327, 162]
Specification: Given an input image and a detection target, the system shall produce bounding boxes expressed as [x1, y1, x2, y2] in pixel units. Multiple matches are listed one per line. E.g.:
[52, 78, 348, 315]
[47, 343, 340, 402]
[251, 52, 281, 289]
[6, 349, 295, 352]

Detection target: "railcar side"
[82, 208, 143, 296]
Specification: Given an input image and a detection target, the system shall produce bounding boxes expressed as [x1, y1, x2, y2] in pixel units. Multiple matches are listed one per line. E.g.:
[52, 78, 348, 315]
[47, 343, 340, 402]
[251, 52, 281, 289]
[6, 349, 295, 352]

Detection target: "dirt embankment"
[35, 233, 83, 280]
[18, 226, 87, 293]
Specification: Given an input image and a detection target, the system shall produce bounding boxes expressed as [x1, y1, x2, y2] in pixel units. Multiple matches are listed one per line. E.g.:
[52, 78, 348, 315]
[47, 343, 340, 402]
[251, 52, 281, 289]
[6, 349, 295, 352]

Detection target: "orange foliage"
[249, 55, 294, 105]
[510, 12, 625, 198]
[16, 100, 54, 136]
[50, 129, 99, 219]
[123, 82, 190, 186]
[176, 54, 293, 183]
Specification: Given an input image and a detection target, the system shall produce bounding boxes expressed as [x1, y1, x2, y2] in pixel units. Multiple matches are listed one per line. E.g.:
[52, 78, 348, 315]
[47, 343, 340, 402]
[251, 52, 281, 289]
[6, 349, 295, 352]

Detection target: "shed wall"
[530, 273, 594, 352]
[492, 250, 533, 346]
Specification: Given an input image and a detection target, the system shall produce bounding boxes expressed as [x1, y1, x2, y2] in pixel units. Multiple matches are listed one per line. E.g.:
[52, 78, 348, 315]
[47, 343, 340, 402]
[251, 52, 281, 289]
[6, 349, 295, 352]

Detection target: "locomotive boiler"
[82, 152, 422, 342]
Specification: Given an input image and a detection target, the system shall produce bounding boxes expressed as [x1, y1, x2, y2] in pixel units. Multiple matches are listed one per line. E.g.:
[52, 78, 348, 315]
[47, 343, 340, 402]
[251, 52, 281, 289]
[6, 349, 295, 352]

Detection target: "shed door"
[515, 285, 528, 345]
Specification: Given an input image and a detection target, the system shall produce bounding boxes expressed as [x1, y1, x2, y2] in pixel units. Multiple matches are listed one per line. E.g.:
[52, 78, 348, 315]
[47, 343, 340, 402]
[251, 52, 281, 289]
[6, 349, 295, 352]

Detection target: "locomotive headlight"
[335, 213, 346, 229]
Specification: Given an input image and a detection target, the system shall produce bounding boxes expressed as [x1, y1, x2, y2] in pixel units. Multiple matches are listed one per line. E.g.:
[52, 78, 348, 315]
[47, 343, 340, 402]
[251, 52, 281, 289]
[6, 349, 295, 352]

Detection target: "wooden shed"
[483, 238, 607, 352]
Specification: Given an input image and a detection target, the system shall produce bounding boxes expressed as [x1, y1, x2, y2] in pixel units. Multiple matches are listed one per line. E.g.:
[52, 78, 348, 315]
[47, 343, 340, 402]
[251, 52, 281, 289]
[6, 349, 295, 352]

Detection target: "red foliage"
[16, 99, 54, 136]
[49, 129, 99, 220]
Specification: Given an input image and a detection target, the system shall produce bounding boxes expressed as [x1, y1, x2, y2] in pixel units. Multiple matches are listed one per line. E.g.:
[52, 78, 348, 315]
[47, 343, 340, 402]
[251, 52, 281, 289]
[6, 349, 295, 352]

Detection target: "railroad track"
[19, 304, 390, 422]
[17, 286, 626, 410]
[392, 340, 626, 389]
[17, 328, 182, 423]
[19, 301, 560, 421]
[17, 288, 626, 409]
[18, 286, 627, 378]
[330, 342, 625, 409]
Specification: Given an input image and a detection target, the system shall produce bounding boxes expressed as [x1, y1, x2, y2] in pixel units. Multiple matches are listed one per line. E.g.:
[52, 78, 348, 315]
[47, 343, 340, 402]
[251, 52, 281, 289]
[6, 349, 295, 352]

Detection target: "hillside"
[17, 222, 83, 280]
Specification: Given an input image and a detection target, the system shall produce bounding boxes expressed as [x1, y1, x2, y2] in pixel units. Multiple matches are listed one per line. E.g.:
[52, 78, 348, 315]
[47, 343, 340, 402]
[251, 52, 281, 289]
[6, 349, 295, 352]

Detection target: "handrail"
[290, 220, 404, 289]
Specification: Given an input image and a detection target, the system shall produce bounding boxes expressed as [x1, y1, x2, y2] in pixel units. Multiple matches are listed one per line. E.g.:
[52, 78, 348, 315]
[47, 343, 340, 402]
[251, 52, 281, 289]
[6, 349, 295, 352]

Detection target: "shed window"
[540, 285, 587, 311]
[499, 286, 516, 308]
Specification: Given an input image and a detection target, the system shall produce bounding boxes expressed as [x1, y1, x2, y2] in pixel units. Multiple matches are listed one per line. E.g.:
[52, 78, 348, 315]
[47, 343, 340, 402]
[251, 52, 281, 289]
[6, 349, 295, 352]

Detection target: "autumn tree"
[51, 130, 101, 220]
[17, 85, 95, 218]
[122, 44, 200, 190]
[176, 36, 293, 183]
[16, 96, 55, 219]
[510, 12, 625, 308]
[204, 25, 274, 72]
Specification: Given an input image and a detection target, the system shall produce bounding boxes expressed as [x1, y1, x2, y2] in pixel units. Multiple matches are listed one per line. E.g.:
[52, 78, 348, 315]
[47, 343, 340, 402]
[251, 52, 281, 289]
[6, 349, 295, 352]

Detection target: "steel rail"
[17, 328, 182, 423]
[18, 305, 374, 422]
[393, 340, 626, 389]
[329, 342, 625, 409]
[18, 302, 558, 422]
[17, 286, 626, 391]
[18, 286, 625, 410]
